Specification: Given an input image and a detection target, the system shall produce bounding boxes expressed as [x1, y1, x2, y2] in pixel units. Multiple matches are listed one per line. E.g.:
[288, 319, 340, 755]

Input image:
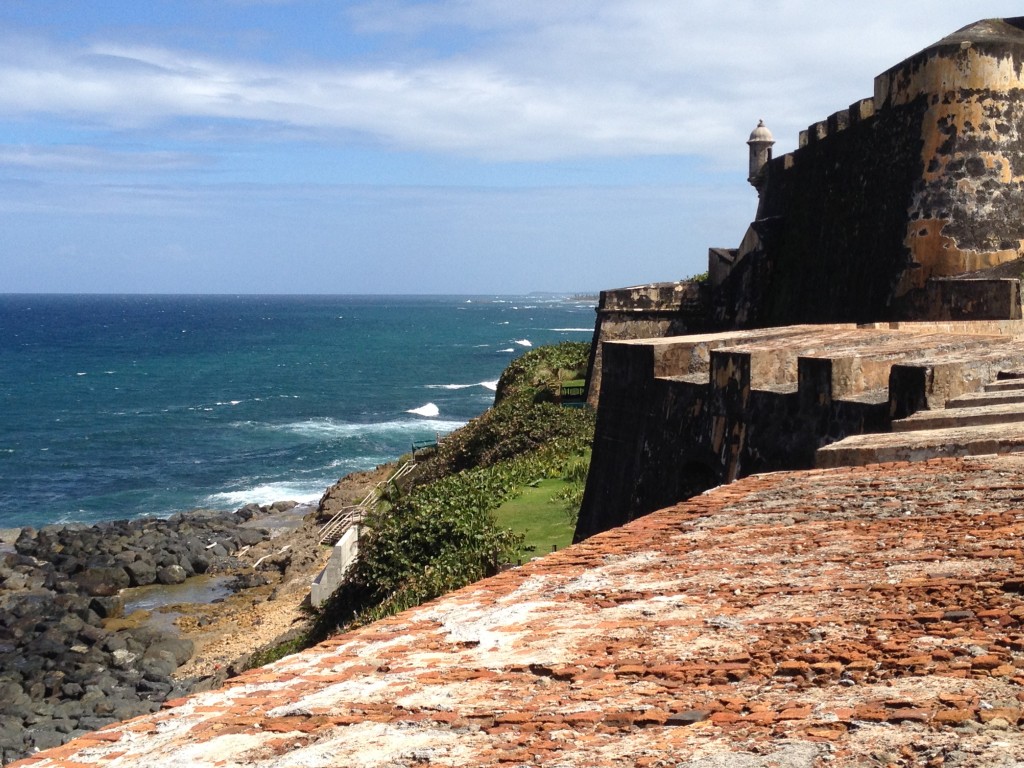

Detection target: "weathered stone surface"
[576, 322, 1024, 540]
[17, 455, 1024, 767]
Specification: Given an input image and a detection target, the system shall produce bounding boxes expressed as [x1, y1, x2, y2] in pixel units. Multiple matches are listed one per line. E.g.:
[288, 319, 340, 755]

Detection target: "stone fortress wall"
[577, 17, 1024, 542]
[716, 16, 1024, 328]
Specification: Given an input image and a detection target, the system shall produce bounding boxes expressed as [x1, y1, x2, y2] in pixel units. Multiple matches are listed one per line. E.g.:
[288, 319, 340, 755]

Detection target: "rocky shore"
[0, 464, 393, 767]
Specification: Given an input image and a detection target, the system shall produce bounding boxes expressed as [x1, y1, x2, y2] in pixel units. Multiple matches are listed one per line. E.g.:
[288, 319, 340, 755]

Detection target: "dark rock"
[124, 559, 156, 587]
[112, 700, 157, 721]
[77, 716, 116, 731]
[73, 566, 130, 597]
[88, 595, 124, 620]
[156, 564, 187, 585]
[236, 503, 262, 521]
[57, 612, 86, 635]
[232, 571, 271, 590]
[145, 637, 194, 667]
[28, 728, 65, 752]
[52, 718, 78, 734]
[136, 678, 172, 696]
[141, 656, 177, 681]
[237, 528, 268, 547]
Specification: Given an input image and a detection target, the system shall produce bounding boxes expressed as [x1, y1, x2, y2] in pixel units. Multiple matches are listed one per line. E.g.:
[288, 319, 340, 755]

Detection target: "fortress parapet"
[579, 18, 1024, 540]
[713, 17, 1024, 328]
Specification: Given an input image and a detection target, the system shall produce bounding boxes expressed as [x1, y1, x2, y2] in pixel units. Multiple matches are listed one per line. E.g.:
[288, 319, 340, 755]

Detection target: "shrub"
[309, 341, 595, 640]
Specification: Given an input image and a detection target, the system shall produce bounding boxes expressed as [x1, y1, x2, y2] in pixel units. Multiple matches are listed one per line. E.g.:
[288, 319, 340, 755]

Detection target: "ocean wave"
[407, 402, 440, 417]
[204, 482, 324, 509]
[270, 416, 465, 439]
[425, 380, 498, 391]
[514, 339, 532, 347]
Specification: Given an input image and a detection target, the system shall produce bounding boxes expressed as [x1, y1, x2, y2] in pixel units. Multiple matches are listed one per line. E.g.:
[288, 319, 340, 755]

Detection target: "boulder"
[145, 637, 194, 667]
[155, 564, 187, 585]
[123, 559, 156, 587]
[88, 595, 124, 620]
[73, 566, 129, 597]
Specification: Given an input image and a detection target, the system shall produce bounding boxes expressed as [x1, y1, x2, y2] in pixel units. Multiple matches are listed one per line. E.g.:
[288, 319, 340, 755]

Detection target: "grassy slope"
[295, 341, 594, 651]
[491, 478, 576, 559]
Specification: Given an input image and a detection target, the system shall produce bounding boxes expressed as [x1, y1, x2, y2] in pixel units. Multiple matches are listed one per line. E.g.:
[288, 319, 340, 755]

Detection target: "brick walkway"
[14, 455, 1024, 767]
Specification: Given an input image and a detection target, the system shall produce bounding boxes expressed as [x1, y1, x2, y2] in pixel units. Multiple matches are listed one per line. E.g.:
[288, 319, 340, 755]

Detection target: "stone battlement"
[576, 320, 1024, 540]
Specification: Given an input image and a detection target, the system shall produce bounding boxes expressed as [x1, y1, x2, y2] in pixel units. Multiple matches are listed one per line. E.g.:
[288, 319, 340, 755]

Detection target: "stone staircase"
[317, 460, 418, 546]
[817, 372, 1024, 468]
[310, 460, 417, 607]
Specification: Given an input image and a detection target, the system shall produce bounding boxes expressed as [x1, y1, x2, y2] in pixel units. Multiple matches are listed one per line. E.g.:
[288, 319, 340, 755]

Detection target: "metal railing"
[317, 459, 417, 546]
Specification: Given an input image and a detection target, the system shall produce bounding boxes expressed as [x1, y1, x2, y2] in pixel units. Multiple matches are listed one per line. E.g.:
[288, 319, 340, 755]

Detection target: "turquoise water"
[0, 294, 595, 528]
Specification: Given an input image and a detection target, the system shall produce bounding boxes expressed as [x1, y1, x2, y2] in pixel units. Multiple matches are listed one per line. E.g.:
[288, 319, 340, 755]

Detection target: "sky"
[1, 1, 1022, 295]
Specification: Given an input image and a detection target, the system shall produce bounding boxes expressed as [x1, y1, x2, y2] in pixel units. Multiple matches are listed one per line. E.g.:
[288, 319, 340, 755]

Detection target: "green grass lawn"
[491, 478, 576, 560]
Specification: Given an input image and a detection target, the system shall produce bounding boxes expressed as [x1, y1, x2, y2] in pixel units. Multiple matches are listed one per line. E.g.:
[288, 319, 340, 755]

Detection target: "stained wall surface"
[716, 17, 1024, 327]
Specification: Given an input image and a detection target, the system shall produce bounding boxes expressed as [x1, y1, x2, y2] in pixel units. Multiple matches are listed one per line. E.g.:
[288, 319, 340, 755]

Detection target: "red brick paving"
[13, 454, 1024, 766]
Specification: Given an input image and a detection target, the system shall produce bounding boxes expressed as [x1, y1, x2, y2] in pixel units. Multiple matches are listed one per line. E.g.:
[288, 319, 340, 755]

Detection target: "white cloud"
[0, 144, 207, 172]
[0, 2, 1019, 164]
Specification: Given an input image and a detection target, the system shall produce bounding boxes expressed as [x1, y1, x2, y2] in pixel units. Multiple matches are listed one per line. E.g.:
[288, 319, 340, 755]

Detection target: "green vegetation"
[309, 341, 594, 642]
[491, 478, 575, 558]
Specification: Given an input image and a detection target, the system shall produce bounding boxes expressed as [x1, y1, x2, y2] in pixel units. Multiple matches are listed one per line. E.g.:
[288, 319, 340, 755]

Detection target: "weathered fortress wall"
[578, 17, 1024, 542]
[575, 322, 1024, 540]
[586, 19, 1024, 408]
[584, 281, 707, 407]
[719, 17, 1024, 327]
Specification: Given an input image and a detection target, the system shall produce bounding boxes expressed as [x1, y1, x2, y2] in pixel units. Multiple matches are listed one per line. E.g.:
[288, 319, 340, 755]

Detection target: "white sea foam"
[407, 402, 440, 417]
[498, 348, 514, 353]
[426, 380, 498, 391]
[514, 339, 532, 347]
[549, 328, 593, 332]
[272, 417, 465, 439]
[76, 372, 87, 376]
[204, 482, 324, 509]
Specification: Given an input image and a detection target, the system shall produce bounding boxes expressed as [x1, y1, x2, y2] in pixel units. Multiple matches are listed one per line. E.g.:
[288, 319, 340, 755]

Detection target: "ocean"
[0, 294, 596, 530]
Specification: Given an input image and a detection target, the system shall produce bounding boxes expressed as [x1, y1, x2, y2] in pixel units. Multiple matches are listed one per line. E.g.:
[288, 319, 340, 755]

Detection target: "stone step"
[893, 402, 1024, 431]
[983, 379, 1024, 393]
[946, 390, 1024, 408]
[815, 421, 1024, 469]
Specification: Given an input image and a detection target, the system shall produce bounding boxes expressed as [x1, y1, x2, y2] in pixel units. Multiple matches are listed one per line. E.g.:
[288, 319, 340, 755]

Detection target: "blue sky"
[2, 1, 1021, 294]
